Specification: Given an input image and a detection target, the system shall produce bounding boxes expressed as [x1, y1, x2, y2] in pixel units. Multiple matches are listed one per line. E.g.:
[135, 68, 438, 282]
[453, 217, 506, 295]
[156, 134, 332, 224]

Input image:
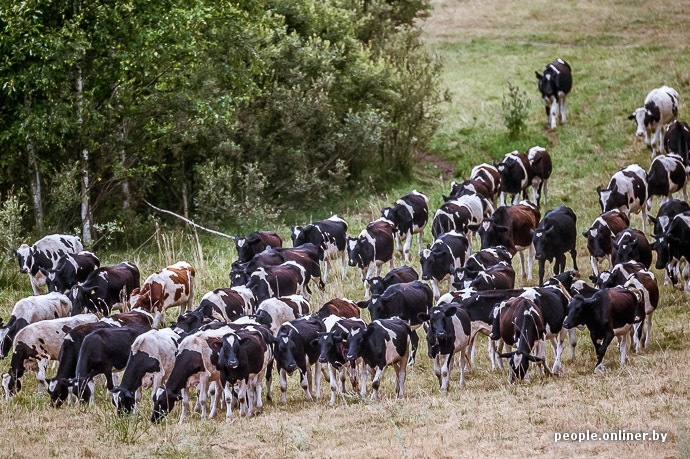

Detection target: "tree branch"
[143, 200, 235, 239]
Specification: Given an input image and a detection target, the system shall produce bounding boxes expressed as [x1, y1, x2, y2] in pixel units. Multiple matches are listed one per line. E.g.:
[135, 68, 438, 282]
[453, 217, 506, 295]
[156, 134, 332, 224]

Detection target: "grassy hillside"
[1, 0, 690, 457]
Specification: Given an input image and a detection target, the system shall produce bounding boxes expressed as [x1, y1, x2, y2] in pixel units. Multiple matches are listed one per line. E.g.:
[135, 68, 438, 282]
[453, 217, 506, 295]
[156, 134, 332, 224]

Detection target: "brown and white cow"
[315, 298, 360, 320]
[470, 163, 501, 203]
[132, 261, 195, 328]
[526, 146, 552, 207]
[347, 218, 396, 298]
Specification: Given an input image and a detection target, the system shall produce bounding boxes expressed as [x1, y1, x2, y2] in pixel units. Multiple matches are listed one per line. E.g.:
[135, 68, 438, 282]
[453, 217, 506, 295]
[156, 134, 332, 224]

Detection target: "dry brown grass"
[1, 1, 690, 458]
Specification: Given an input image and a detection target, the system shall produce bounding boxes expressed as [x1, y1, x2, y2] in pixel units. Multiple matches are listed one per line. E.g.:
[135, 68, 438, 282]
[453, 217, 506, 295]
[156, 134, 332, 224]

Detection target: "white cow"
[629, 86, 680, 158]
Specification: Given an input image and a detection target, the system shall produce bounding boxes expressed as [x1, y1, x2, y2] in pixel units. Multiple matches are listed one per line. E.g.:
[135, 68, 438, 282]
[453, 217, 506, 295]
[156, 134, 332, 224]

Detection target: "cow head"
[275, 327, 298, 373]
[419, 306, 456, 348]
[583, 224, 612, 260]
[478, 220, 511, 251]
[173, 310, 206, 334]
[345, 327, 367, 363]
[651, 233, 670, 270]
[2, 371, 20, 397]
[46, 377, 71, 407]
[111, 386, 136, 415]
[290, 225, 303, 247]
[366, 277, 385, 296]
[229, 261, 250, 287]
[152, 385, 179, 423]
[536, 70, 557, 99]
[346, 236, 372, 269]
[613, 234, 640, 265]
[596, 184, 626, 213]
[313, 331, 346, 367]
[13, 244, 32, 274]
[531, 226, 554, 261]
[563, 294, 595, 329]
[628, 103, 661, 138]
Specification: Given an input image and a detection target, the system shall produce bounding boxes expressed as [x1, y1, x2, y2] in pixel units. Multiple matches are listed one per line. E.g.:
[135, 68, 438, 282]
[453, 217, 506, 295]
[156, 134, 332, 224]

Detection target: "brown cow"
[316, 298, 360, 320]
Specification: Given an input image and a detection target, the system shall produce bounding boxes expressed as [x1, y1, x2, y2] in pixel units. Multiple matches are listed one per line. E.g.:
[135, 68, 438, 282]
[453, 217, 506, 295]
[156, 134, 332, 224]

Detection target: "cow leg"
[431, 279, 441, 300]
[570, 248, 578, 272]
[407, 330, 419, 366]
[359, 365, 369, 398]
[499, 192, 507, 207]
[567, 328, 578, 359]
[538, 259, 546, 286]
[432, 355, 442, 389]
[153, 310, 164, 329]
[29, 275, 42, 296]
[179, 388, 190, 424]
[370, 366, 385, 400]
[223, 382, 234, 421]
[279, 368, 288, 404]
[209, 381, 221, 419]
[322, 260, 330, 285]
[328, 364, 338, 406]
[440, 353, 452, 392]
[526, 244, 535, 281]
[558, 94, 567, 124]
[254, 371, 265, 414]
[198, 380, 209, 420]
[395, 355, 407, 398]
[551, 332, 565, 376]
[402, 231, 413, 262]
[313, 361, 322, 398]
[265, 360, 273, 403]
[592, 331, 614, 373]
[35, 359, 49, 394]
[590, 256, 599, 277]
[618, 333, 629, 366]
[644, 312, 653, 349]
[301, 367, 313, 402]
[550, 97, 558, 129]
[417, 230, 424, 260]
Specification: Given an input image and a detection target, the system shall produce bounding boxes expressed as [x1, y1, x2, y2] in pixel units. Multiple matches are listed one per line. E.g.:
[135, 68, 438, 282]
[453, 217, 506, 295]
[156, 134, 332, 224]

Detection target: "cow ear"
[648, 215, 657, 224]
[444, 306, 457, 317]
[498, 351, 516, 359]
[596, 186, 603, 194]
[530, 228, 536, 237]
[631, 239, 639, 247]
[588, 275, 598, 282]
[627, 113, 636, 120]
[582, 230, 589, 238]
[417, 312, 430, 322]
[544, 226, 554, 235]
[356, 301, 369, 309]
[310, 338, 320, 349]
[495, 225, 510, 233]
[467, 224, 480, 232]
[535, 71, 542, 80]
[441, 195, 450, 202]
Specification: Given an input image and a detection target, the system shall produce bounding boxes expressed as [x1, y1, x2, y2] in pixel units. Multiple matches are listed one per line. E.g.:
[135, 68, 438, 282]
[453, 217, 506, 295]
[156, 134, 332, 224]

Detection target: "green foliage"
[0, 189, 26, 258]
[501, 81, 531, 138]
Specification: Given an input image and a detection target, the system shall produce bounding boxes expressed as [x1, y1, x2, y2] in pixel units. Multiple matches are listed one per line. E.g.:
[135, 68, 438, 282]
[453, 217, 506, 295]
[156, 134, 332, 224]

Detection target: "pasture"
[1, 0, 690, 457]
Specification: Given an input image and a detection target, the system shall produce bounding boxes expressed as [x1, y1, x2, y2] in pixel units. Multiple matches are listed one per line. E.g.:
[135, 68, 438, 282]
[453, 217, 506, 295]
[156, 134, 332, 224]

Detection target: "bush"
[502, 81, 531, 138]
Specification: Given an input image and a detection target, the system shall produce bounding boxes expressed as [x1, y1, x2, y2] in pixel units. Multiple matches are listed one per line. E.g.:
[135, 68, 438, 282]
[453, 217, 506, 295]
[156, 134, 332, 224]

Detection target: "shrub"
[502, 81, 531, 138]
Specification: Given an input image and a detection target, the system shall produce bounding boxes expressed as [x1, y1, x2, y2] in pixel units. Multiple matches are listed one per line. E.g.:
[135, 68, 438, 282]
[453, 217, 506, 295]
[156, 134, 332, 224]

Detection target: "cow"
[152, 325, 238, 423]
[452, 247, 513, 289]
[446, 179, 494, 203]
[14, 234, 83, 295]
[347, 218, 396, 298]
[597, 164, 649, 232]
[0, 292, 73, 359]
[216, 325, 274, 419]
[345, 318, 411, 400]
[313, 316, 367, 406]
[474, 201, 541, 281]
[593, 261, 648, 290]
[381, 190, 429, 262]
[649, 199, 690, 236]
[628, 85, 680, 158]
[367, 265, 419, 297]
[69, 323, 151, 403]
[664, 120, 690, 164]
[247, 262, 310, 303]
[291, 215, 349, 282]
[45, 321, 116, 406]
[239, 244, 324, 290]
[466, 261, 516, 291]
[255, 295, 310, 335]
[612, 228, 652, 269]
[652, 211, 690, 292]
[71, 261, 140, 316]
[418, 304, 472, 391]
[495, 150, 531, 206]
[531, 205, 578, 286]
[41, 251, 100, 294]
[526, 146, 552, 207]
[132, 261, 195, 328]
[274, 317, 325, 404]
[172, 287, 254, 334]
[624, 270, 659, 350]
[111, 328, 180, 414]
[583, 210, 630, 276]
[1, 314, 99, 399]
[235, 231, 282, 264]
[536, 58, 572, 129]
[431, 194, 492, 241]
[647, 153, 688, 208]
[564, 287, 644, 373]
[492, 297, 550, 382]
[315, 298, 360, 320]
[420, 231, 471, 299]
[358, 280, 431, 366]
[470, 163, 502, 203]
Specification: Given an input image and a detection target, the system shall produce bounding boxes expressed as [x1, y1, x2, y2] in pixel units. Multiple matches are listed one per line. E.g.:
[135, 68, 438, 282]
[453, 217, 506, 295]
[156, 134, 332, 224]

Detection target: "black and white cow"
[420, 231, 471, 299]
[492, 297, 549, 382]
[291, 215, 349, 283]
[470, 163, 502, 203]
[0, 292, 73, 359]
[564, 287, 644, 373]
[235, 231, 283, 264]
[466, 261, 515, 291]
[664, 120, 690, 164]
[418, 304, 472, 391]
[431, 193, 492, 240]
[496, 150, 531, 206]
[593, 261, 647, 290]
[367, 265, 419, 297]
[14, 234, 83, 295]
[452, 247, 513, 289]
[531, 205, 578, 286]
[649, 199, 690, 236]
[446, 179, 494, 203]
[216, 326, 274, 420]
[597, 164, 649, 232]
[345, 318, 411, 399]
[45, 320, 115, 406]
[583, 210, 630, 276]
[475, 201, 540, 281]
[2, 314, 98, 399]
[70, 323, 151, 403]
[71, 261, 140, 316]
[629, 85, 680, 158]
[313, 315, 367, 406]
[381, 190, 429, 263]
[111, 328, 180, 414]
[357, 280, 431, 366]
[647, 153, 687, 205]
[347, 218, 396, 298]
[152, 325, 237, 423]
[623, 270, 659, 350]
[255, 295, 310, 335]
[246, 261, 310, 303]
[526, 146, 552, 207]
[612, 228, 652, 269]
[536, 58, 572, 129]
[652, 211, 690, 292]
[41, 251, 100, 294]
[274, 317, 325, 404]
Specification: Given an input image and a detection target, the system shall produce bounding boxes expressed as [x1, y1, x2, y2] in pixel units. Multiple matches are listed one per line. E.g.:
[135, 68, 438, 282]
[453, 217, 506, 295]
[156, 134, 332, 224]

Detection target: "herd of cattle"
[0, 60, 688, 423]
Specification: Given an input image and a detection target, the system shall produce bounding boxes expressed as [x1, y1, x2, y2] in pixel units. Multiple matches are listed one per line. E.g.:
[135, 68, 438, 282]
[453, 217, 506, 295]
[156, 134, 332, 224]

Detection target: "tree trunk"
[76, 64, 92, 243]
[182, 181, 189, 220]
[25, 94, 44, 233]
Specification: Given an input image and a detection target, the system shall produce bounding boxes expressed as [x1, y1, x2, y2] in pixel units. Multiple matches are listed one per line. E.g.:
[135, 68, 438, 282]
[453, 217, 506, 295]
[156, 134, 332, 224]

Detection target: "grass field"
[1, 0, 690, 457]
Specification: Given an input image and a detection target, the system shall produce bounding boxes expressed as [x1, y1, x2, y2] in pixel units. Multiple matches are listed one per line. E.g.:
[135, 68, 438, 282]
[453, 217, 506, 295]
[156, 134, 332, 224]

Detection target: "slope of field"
[1, 1, 690, 457]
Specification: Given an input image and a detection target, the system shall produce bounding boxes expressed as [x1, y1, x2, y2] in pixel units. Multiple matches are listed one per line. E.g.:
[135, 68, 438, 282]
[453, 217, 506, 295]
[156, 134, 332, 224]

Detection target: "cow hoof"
[594, 364, 606, 374]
